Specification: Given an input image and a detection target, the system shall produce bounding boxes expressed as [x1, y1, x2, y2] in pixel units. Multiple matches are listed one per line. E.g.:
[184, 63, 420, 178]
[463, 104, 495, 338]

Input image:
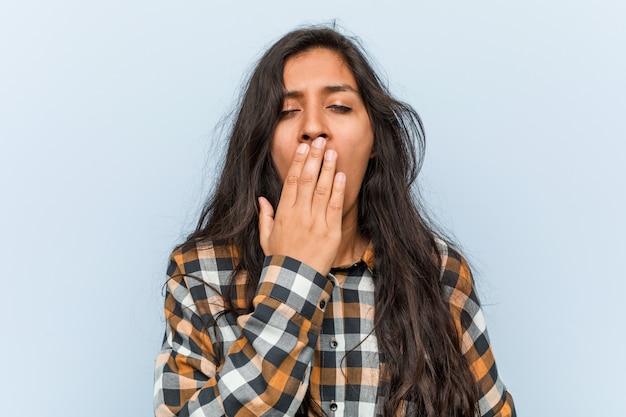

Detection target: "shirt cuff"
[257, 255, 334, 327]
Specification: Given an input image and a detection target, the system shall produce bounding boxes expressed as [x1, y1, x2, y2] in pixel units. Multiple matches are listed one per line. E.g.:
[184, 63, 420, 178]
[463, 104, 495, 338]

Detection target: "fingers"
[326, 172, 346, 228]
[278, 142, 310, 207]
[279, 137, 327, 209]
[296, 137, 328, 206]
[257, 196, 275, 256]
[311, 148, 337, 214]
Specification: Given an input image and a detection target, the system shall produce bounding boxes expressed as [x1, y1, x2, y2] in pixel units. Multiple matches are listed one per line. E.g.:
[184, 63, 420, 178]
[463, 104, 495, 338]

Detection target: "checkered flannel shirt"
[154, 238, 516, 417]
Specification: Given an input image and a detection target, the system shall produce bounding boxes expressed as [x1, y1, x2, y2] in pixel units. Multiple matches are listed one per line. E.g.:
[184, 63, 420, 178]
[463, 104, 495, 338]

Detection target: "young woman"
[154, 26, 516, 417]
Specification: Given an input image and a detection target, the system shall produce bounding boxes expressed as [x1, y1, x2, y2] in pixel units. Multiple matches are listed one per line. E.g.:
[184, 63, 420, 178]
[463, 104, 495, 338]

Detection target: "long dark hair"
[186, 25, 479, 417]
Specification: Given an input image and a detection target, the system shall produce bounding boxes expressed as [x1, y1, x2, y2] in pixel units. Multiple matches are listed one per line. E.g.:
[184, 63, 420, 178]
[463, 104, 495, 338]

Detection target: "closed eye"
[279, 109, 300, 119]
[328, 105, 352, 113]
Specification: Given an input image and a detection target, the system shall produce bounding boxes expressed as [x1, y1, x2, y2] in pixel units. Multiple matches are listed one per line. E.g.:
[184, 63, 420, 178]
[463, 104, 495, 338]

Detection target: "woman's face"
[271, 48, 374, 221]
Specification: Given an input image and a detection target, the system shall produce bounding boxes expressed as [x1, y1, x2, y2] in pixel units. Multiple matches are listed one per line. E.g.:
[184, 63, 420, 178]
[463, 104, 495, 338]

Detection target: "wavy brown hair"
[185, 25, 479, 417]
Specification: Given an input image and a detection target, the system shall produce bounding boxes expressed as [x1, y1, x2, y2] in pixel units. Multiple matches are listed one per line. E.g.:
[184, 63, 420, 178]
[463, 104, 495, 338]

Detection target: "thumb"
[257, 196, 275, 255]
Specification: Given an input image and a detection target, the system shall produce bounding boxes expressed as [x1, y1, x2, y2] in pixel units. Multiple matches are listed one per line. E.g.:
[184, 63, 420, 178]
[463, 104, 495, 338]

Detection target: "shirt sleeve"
[440, 247, 517, 417]
[154, 250, 334, 417]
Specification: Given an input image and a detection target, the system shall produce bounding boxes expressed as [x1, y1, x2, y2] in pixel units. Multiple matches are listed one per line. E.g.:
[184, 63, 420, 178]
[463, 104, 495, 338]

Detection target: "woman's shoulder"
[434, 236, 475, 298]
[167, 239, 238, 286]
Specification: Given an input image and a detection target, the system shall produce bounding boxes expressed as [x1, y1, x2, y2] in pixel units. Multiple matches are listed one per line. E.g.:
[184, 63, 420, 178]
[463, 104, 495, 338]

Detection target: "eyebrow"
[283, 84, 359, 99]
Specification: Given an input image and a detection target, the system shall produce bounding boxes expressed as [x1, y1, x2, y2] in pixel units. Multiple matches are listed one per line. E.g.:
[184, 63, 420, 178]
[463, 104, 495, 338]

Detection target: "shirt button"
[319, 300, 326, 309]
[330, 339, 338, 349]
[330, 401, 338, 412]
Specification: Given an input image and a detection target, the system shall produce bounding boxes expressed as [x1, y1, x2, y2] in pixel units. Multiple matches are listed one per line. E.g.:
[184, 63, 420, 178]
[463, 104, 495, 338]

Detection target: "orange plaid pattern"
[154, 239, 515, 416]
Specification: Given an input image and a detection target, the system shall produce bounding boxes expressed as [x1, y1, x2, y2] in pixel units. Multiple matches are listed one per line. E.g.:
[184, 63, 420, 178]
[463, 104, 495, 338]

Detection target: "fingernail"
[336, 172, 346, 183]
[312, 137, 325, 148]
[297, 143, 308, 154]
[325, 149, 336, 161]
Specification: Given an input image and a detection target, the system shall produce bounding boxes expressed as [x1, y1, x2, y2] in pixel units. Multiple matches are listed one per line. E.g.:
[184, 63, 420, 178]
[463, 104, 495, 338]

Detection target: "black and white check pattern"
[154, 239, 515, 417]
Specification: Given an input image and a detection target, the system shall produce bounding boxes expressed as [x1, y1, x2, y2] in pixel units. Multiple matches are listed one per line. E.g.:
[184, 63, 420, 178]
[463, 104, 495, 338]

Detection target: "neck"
[333, 216, 367, 268]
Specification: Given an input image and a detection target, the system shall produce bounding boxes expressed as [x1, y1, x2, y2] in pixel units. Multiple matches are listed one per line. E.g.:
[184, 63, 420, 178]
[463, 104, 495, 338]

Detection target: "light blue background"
[1, 1, 624, 416]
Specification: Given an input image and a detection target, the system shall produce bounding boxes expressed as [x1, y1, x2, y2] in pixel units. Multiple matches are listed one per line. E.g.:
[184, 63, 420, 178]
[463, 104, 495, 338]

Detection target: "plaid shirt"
[154, 238, 515, 417]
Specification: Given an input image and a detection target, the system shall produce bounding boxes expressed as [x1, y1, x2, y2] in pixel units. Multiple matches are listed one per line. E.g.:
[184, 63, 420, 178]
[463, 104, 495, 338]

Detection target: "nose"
[300, 108, 329, 142]
[302, 132, 327, 140]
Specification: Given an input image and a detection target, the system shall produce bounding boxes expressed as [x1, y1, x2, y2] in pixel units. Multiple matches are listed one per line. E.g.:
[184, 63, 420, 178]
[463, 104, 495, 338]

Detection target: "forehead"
[282, 48, 358, 91]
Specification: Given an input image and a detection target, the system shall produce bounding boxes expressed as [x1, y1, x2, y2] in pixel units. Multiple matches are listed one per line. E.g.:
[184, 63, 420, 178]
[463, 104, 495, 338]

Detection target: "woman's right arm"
[154, 250, 334, 417]
[155, 138, 343, 417]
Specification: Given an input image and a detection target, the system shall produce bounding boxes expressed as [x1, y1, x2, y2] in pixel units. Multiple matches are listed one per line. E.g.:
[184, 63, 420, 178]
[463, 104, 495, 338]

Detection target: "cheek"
[270, 141, 294, 181]
[336, 144, 373, 195]
[335, 130, 374, 171]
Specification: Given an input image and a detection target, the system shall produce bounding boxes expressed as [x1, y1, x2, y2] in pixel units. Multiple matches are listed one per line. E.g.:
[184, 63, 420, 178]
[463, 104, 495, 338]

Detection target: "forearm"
[154, 255, 333, 417]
